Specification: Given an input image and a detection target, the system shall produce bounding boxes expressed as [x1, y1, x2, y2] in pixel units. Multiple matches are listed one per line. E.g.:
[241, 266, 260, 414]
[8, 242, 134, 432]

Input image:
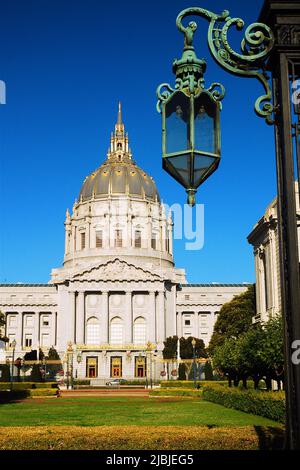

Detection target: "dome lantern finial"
[117, 101, 122, 125]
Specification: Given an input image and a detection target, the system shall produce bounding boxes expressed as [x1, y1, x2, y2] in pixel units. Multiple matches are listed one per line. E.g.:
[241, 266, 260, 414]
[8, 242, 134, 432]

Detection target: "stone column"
[156, 290, 165, 346]
[148, 291, 156, 343]
[269, 227, 279, 313]
[68, 291, 76, 344]
[165, 284, 177, 338]
[76, 292, 85, 345]
[17, 312, 23, 350]
[125, 292, 132, 343]
[177, 311, 182, 338]
[101, 291, 109, 344]
[195, 312, 199, 338]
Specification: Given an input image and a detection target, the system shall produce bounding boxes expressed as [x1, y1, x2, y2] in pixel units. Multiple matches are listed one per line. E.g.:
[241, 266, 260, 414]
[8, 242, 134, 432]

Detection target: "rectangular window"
[25, 315, 33, 327]
[41, 333, 50, 347]
[151, 233, 156, 250]
[96, 230, 103, 248]
[135, 230, 142, 248]
[115, 230, 122, 247]
[166, 233, 169, 252]
[81, 232, 86, 250]
[42, 316, 49, 327]
[25, 334, 32, 348]
[9, 315, 17, 327]
[184, 319, 191, 326]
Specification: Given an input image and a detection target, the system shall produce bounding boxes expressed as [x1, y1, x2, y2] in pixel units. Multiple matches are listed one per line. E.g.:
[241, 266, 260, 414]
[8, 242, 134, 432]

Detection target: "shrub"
[160, 380, 227, 389]
[30, 364, 43, 382]
[73, 379, 91, 386]
[29, 388, 57, 397]
[0, 365, 10, 382]
[202, 384, 285, 423]
[150, 388, 202, 397]
[178, 364, 186, 380]
[0, 390, 30, 401]
[0, 382, 56, 391]
[0, 425, 285, 450]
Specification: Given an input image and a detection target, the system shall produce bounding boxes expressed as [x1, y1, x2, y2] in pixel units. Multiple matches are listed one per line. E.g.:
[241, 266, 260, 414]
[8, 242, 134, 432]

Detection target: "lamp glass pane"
[194, 154, 216, 186]
[194, 94, 217, 154]
[165, 92, 190, 154]
[167, 154, 190, 186]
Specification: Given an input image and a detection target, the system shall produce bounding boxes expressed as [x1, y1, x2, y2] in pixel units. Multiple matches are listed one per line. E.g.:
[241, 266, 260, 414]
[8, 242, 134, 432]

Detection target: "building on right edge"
[247, 183, 300, 324]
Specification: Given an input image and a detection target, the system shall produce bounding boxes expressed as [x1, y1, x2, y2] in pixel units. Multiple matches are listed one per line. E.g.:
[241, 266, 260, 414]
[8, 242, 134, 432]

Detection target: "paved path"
[60, 388, 150, 397]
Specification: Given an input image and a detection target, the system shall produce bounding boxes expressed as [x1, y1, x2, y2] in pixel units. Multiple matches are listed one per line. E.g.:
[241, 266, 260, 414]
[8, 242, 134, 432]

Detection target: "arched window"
[86, 317, 100, 345]
[133, 317, 146, 345]
[110, 317, 124, 345]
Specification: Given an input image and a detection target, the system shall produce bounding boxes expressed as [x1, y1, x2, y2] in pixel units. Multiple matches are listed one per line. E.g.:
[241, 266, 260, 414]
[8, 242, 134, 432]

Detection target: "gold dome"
[79, 103, 160, 203]
[79, 159, 160, 202]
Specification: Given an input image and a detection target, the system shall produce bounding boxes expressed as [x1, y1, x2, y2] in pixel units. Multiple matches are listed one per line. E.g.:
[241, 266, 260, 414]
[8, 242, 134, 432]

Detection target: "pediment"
[71, 258, 163, 282]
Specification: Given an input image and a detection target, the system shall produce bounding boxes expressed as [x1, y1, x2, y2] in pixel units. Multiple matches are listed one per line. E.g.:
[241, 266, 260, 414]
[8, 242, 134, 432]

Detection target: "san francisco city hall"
[0, 105, 248, 382]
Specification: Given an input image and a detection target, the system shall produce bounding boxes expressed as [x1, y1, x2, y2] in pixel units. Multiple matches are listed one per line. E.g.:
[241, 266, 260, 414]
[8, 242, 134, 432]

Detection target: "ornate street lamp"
[10, 339, 17, 392]
[156, 2, 300, 450]
[157, 7, 274, 206]
[191, 338, 197, 389]
[66, 341, 74, 390]
[76, 352, 82, 380]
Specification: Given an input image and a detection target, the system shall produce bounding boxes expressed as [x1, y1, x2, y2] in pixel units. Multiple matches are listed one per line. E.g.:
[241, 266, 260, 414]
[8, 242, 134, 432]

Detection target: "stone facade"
[0, 105, 248, 382]
[247, 183, 300, 323]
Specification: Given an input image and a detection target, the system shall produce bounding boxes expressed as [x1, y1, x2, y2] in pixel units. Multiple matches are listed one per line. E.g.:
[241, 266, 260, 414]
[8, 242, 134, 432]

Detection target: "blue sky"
[0, 0, 276, 284]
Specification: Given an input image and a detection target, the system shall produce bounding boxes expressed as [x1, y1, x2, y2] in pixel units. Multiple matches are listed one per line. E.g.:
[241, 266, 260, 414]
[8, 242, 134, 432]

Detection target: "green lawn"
[0, 396, 282, 428]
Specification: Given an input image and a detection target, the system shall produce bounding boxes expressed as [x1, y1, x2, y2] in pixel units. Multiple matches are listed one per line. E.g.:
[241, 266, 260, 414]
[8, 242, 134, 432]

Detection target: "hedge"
[0, 425, 285, 450]
[0, 388, 57, 401]
[0, 382, 57, 391]
[29, 388, 57, 397]
[150, 388, 202, 397]
[73, 379, 90, 386]
[202, 384, 285, 423]
[160, 380, 227, 389]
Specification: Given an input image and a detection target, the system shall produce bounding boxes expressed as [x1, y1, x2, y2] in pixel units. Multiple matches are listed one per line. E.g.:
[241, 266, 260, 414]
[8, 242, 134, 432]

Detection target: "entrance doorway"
[135, 356, 146, 377]
[111, 357, 122, 377]
[86, 357, 98, 378]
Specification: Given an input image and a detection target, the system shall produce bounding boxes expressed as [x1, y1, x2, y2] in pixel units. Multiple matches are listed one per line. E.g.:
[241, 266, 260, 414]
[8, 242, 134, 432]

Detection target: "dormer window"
[134, 230, 142, 248]
[115, 230, 122, 248]
[81, 232, 86, 250]
[151, 233, 157, 250]
[96, 230, 103, 248]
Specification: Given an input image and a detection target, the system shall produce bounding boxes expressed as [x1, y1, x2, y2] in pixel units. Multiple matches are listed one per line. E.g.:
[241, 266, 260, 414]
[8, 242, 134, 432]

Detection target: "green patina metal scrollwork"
[157, 7, 275, 124]
[176, 7, 275, 124]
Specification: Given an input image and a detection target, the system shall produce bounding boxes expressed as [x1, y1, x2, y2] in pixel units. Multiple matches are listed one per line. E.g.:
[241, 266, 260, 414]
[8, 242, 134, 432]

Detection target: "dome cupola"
[79, 103, 160, 203]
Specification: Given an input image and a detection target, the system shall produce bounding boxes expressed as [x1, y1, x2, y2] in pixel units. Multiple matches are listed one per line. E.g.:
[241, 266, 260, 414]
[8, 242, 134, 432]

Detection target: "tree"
[180, 337, 207, 359]
[178, 363, 186, 380]
[0, 364, 10, 382]
[212, 315, 284, 390]
[0, 310, 8, 342]
[162, 336, 178, 359]
[30, 363, 43, 382]
[46, 346, 62, 379]
[208, 285, 256, 355]
[203, 361, 214, 380]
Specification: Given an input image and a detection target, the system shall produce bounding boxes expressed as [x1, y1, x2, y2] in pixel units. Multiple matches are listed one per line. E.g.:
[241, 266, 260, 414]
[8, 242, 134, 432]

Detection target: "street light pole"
[10, 339, 16, 392]
[191, 338, 197, 389]
[259, 0, 300, 450]
[157, 1, 300, 449]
